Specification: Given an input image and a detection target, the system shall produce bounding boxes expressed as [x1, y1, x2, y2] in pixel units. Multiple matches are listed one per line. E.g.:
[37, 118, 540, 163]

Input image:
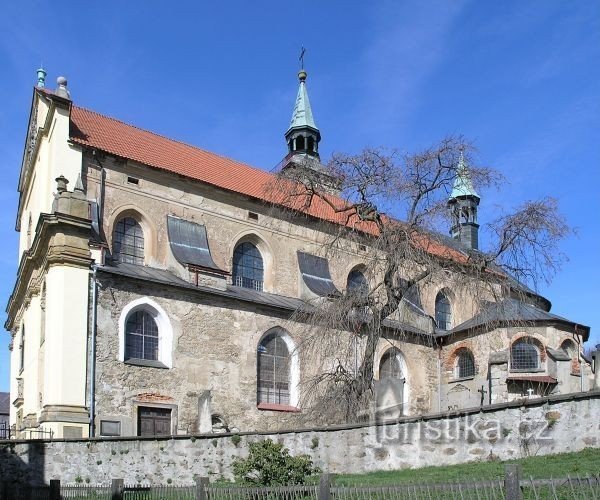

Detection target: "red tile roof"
[68, 103, 468, 263]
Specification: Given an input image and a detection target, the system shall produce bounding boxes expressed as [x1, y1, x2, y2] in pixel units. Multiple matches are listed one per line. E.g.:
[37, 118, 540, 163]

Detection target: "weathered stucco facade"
[4, 74, 595, 440]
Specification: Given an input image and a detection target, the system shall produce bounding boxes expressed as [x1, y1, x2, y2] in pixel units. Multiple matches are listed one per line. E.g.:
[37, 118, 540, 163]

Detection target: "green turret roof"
[287, 70, 318, 133]
[450, 151, 479, 200]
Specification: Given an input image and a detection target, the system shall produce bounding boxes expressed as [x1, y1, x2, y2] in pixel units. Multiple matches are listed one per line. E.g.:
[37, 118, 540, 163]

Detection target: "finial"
[55, 76, 71, 99]
[55, 175, 69, 193]
[36, 67, 47, 88]
[298, 69, 307, 82]
[74, 173, 84, 193]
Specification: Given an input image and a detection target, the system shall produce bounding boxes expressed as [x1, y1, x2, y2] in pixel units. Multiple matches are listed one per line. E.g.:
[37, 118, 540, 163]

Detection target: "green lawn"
[332, 448, 600, 486]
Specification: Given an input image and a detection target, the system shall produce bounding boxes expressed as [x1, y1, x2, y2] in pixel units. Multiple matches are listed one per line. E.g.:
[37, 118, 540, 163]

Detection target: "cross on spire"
[299, 46, 306, 69]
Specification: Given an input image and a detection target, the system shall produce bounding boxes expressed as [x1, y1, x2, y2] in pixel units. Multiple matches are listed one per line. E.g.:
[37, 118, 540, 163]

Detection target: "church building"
[4, 67, 592, 439]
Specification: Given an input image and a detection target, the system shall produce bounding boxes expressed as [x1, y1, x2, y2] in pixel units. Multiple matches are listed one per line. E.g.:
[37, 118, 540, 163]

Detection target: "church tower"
[285, 69, 320, 158]
[448, 151, 480, 250]
[280, 68, 339, 193]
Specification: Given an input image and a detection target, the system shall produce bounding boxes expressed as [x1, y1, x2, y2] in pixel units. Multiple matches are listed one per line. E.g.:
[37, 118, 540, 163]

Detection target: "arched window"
[125, 310, 159, 361]
[307, 136, 315, 152]
[257, 332, 291, 405]
[511, 338, 540, 371]
[435, 292, 452, 330]
[233, 242, 264, 291]
[379, 349, 404, 380]
[456, 349, 476, 378]
[296, 136, 305, 151]
[113, 217, 144, 265]
[561, 339, 580, 374]
[119, 298, 173, 368]
[347, 269, 369, 296]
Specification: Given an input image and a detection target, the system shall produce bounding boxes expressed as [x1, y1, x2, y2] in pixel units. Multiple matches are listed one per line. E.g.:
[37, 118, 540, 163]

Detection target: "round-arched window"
[379, 349, 404, 380]
[456, 349, 476, 378]
[435, 292, 452, 330]
[511, 338, 540, 371]
[347, 269, 369, 296]
[113, 217, 144, 265]
[257, 332, 290, 405]
[125, 310, 159, 361]
[233, 242, 264, 291]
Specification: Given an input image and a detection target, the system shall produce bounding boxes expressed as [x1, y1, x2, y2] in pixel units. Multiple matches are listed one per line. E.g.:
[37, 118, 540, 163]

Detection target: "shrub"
[232, 439, 319, 486]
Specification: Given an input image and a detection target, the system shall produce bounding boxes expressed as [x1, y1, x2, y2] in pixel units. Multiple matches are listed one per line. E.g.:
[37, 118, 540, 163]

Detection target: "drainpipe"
[89, 265, 98, 437]
[437, 338, 443, 412]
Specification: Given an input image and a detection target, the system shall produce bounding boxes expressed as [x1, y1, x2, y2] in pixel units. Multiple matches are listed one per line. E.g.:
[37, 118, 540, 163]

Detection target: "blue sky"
[0, 1, 598, 391]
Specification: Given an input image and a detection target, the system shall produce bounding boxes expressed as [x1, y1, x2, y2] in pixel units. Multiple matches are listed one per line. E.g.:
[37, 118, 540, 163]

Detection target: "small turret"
[36, 67, 47, 88]
[285, 69, 321, 158]
[448, 151, 480, 250]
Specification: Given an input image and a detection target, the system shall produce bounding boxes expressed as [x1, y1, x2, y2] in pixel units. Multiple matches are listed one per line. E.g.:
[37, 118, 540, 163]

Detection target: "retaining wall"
[1, 391, 598, 486]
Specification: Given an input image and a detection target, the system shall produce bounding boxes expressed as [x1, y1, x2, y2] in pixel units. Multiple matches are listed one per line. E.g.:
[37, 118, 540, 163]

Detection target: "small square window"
[358, 244, 367, 252]
[100, 420, 121, 437]
[248, 212, 259, 221]
[127, 176, 140, 185]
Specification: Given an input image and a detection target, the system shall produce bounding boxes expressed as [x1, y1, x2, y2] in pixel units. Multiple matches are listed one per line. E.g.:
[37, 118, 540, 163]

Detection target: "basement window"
[127, 176, 140, 185]
[100, 420, 121, 437]
[248, 211, 259, 221]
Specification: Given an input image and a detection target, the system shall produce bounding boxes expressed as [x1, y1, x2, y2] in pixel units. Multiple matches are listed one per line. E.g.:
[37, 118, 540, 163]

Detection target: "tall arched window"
[113, 217, 144, 265]
[257, 332, 290, 405]
[379, 349, 404, 380]
[511, 338, 540, 371]
[456, 349, 476, 378]
[125, 310, 159, 361]
[347, 269, 369, 296]
[435, 292, 452, 330]
[233, 242, 264, 291]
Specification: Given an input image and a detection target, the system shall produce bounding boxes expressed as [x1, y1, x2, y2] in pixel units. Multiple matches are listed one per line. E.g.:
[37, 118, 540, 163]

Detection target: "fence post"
[319, 473, 332, 500]
[111, 478, 124, 500]
[49, 479, 60, 500]
[194, 476, 209, 500]
[504, 464, 522, 500]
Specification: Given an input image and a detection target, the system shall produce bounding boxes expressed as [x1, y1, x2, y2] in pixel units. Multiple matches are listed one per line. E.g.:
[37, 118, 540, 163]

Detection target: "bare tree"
[268, 136, 571, 424]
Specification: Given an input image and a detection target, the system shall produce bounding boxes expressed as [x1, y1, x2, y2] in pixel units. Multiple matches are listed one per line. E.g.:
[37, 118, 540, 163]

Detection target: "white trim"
[379, 348, 410, 415]
[258, 327, 300, 408]
[118, 298, 173, 368]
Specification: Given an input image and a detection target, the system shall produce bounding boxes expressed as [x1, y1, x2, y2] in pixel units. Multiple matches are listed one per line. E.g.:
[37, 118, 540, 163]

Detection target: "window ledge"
[509, 368, 545, 374]
[124, 358, 168, 369]
[257, 403, 300, 413]
[450, 376, 475, 383]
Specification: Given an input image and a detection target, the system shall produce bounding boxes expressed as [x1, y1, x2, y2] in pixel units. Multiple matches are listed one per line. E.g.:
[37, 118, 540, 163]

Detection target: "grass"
[332, 448, 600, 486]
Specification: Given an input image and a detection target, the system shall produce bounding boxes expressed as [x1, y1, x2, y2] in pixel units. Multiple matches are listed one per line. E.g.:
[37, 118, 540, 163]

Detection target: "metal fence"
[1, 469, 599, 500]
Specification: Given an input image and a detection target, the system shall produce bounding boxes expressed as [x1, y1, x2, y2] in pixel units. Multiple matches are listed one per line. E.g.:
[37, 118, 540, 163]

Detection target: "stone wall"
[1, 391, 598, 486]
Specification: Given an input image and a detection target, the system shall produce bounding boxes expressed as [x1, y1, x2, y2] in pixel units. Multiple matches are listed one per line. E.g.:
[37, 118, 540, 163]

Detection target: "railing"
[1, 468, 599, 500]
[0, 422, 54, 440]
[232, 276, 264, 291]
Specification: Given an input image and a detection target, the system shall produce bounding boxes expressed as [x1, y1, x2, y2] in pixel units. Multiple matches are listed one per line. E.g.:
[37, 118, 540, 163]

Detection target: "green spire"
[287, 70, 318, 133]
[450, 150, 479, 200]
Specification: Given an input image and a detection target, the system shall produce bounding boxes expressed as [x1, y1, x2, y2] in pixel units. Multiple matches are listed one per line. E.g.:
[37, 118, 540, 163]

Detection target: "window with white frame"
[379, 349, 404, 380]
[257, 333, 290, 405]
[118, 298, 173, 368]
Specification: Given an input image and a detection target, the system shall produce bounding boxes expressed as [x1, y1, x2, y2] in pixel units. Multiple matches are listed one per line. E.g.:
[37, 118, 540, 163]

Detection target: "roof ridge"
[71, 105, 273, 179]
